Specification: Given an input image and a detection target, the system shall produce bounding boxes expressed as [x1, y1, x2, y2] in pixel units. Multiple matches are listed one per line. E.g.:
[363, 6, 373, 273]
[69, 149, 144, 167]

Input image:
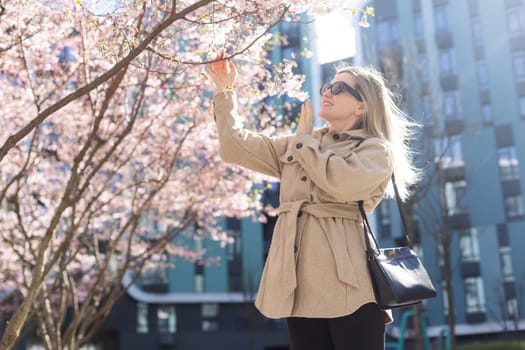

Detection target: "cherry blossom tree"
[0, 0, 372, 348]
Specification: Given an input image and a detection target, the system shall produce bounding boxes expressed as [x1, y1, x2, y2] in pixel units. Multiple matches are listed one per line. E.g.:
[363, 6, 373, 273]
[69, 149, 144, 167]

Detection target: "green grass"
[458, 341, 525, 350]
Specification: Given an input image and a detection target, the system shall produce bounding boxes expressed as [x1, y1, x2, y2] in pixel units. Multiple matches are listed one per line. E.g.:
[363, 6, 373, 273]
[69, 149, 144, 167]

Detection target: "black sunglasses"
[319, 81, 363, 101]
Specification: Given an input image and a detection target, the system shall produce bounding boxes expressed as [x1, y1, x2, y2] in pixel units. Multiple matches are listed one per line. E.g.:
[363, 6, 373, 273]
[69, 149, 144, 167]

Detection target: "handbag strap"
[358, 199, 378, 252]
[358, 174, 412, 249]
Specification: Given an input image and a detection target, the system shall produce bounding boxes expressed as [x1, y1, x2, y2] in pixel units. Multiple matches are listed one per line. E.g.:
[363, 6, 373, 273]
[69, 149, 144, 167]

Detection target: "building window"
[418, 54, 430, 83]
[500, 247, 515, 282]
[422, 95, 433, 125]
[157, 305, 177, 334]
[481, 103, 493, 125]
[497, 224, 509, 246]
[464, 277, 486, 313]
[202, 303, 219, 317]
[434, 135, 464, 168]
[476, 60, 489, 89]
[468, 0, 479, 13]
[140, 263, 168, 290]
[443, 90, 462, 120]
[201, 303, 219, 332]
[195, 273, 204, 292]
[202, 320, 218, 331]
[507, 298, 519, 320]
[379, 203, 391, 226]
[378, 202, 391, 239]
[415, 11, 424, 39]
[506, 5, 525, 38]
[434, 5, 449, 32]
[498, 146, 520, 181]
[471, 17, 483, 46]
[439, 48, 457, 76]
[280, 21, 301, 48]
[459, 229, 480, 262]
[504, 194, 524, 219]
[226, 218, 242, 261]
[519, 96, 525, 119]
[194, 237, 205, 292]
[445, 180, 468, 215]
[137, 302, 149, 333]
[376, 18, 400, 48]
[495, 124, 514, 148]
[512, 50, 525, 82]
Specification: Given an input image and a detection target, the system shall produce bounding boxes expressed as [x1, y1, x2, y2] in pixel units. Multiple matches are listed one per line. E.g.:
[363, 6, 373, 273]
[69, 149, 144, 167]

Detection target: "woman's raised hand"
[208, 50, 237, 91]
[296, 101, 313, 136]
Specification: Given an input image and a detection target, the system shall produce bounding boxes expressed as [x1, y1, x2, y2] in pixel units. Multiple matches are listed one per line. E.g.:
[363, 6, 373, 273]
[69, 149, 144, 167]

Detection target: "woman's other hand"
[296, 101, 313, 136]
[208, 51, 237, 92]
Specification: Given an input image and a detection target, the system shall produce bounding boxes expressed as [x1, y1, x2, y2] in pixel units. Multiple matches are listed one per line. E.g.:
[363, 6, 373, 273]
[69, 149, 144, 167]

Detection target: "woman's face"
[317, 72, 365, 131]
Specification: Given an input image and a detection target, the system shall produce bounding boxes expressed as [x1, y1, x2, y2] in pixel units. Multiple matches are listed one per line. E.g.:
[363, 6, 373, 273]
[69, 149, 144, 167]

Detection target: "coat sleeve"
[290, 134, 393, 202]
[213, 91, 288, 178]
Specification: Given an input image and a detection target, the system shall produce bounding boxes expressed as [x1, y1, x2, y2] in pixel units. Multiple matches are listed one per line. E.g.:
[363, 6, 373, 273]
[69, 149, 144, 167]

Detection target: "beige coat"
[213, 92, 394, 323]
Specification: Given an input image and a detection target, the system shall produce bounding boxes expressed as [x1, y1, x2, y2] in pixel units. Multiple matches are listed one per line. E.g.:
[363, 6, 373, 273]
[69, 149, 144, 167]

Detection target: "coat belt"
[277, 200, 362, 298]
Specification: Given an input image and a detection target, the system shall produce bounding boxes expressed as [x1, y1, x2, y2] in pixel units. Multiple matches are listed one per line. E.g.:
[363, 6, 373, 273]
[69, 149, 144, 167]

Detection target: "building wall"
[365, 0, 525, 336]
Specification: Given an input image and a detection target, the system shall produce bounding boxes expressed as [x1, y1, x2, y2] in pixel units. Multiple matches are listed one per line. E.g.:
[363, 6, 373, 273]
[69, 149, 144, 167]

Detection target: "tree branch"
[0, 0, 214, 163]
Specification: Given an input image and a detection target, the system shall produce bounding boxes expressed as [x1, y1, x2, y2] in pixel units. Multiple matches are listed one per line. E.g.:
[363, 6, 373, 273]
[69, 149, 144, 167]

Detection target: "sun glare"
[315, 12, 356, 64]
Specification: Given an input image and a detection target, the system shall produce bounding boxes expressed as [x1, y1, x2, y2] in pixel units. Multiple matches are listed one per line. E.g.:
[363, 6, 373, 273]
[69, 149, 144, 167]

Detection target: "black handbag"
[358, 175, 437, 310]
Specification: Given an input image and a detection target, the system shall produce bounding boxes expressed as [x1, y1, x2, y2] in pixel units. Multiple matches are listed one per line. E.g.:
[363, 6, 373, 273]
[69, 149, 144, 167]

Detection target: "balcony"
[445, 117, 464, 135]
[479, 89, 491, 104]
[228, 257, 243, 275]
[466, 311, 486, 323]
[420, 81, 431, 95]
[141, 281, 169, 293]
[473, 45, 484, 60]
[517, 81, 525, 95]
[461, 261, 480, 277]
[510, 34, 525, 51]
[504, 281, 516, 299]
[506, 0, 523, 8]
[443, 165, 465, 182]
[440, 74, 458, 91]
[448, 212, 470, 230]
[435, 30, 454, 49]
[378, 45, 403, 65]
[501, 179, 521, 197]
[380, 223, 392, 239]
[416, 38, 426, 53]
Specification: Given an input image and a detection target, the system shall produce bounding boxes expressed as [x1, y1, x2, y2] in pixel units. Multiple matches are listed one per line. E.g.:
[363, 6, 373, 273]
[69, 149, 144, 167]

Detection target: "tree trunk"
[438, 164, 457, 350]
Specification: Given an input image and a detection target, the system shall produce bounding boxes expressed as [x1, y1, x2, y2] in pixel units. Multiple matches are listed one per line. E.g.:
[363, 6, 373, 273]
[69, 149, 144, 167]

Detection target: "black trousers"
[286, 303, 385, 350]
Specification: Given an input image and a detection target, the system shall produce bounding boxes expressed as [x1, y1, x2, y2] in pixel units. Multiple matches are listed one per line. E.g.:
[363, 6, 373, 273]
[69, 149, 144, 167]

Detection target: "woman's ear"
[356, 101, 367, 116]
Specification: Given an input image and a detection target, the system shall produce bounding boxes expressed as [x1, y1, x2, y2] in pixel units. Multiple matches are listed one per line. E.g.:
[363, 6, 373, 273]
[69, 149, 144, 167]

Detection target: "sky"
[314, 11, 357, 64]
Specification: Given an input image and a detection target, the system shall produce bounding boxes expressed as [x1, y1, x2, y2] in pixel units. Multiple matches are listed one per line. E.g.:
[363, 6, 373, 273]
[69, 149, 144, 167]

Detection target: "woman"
[208, 54, 419, 350]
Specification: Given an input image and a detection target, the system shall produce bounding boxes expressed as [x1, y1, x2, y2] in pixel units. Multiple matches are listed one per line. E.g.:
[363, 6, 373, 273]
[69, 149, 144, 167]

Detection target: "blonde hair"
[335, 64, 420, 201]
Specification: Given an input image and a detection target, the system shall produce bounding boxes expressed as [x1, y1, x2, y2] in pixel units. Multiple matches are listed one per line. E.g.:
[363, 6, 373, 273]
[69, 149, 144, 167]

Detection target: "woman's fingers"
[208, 51, 237, 89]
[228, 59, 236, 75]
[297, 101, 313, 136]
[304, 101, 313, 134]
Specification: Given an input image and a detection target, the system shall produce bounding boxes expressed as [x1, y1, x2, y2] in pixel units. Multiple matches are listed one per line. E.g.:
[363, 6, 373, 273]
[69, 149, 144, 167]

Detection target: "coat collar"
[314, 126, 370, 140]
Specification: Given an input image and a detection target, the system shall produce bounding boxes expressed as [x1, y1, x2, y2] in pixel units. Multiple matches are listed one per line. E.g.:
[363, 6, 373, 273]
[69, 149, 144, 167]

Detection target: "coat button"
[287, 155, 293, 161]
[296, 143, 303, 149]
[333, 134, 340, 140]
[297, 210, 303, 217]
[300, 176, 307, 181]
